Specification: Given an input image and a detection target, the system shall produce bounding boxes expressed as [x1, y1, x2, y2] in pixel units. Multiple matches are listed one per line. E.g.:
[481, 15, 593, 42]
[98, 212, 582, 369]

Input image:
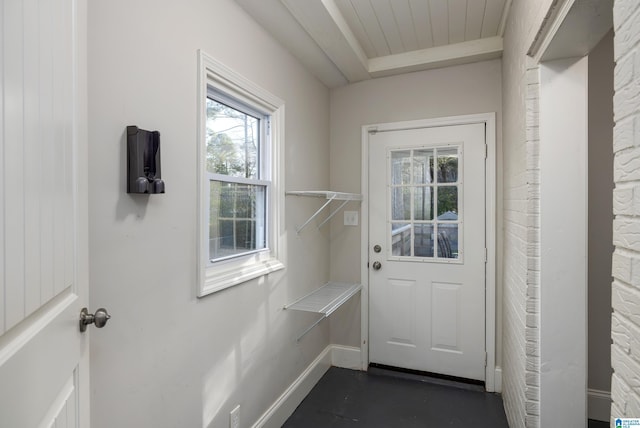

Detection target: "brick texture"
[501, 0, 554, 426]
[612, 0, 640, 423]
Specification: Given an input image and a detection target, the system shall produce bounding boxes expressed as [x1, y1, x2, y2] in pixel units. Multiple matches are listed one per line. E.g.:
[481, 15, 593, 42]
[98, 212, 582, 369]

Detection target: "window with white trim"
[197, 51, 284, 297]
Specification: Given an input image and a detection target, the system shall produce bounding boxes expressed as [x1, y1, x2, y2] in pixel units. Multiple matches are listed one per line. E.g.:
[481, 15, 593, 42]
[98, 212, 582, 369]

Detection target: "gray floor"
[283, 366, 611, 427]
[283, 366, 508, 427]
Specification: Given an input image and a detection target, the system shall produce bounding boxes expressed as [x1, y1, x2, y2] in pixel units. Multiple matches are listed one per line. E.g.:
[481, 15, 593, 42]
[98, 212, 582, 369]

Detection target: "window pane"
[437, 186, 458, 218]
[414, 224, 434, 257]
[206, 98, 259, 179]
[437, 148, 458, 183]
[218, 182, 235, 218]
[437, 224, 459, 259]
[414, 187, 434, 220]
[413, 149, 433, 184]
[391, 151, 411, 185]
[209, 180, 266, 261]
[391, 186, 411, 220]
[391, 223, 411, 256]
[235, 184, 254, 218]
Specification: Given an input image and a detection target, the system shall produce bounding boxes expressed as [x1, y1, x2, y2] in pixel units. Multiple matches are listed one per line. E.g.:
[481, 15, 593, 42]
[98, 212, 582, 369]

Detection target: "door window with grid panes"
[389, 146, 462, 261]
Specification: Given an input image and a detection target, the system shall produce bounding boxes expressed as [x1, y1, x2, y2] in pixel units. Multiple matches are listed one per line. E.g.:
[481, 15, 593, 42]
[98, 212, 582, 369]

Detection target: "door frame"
[527, 0, 613, 423]
[360, 112, 499, 392]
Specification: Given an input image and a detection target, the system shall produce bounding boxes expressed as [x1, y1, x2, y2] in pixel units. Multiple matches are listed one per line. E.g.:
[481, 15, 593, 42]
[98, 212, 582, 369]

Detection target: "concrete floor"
[283, 366, 509, 427]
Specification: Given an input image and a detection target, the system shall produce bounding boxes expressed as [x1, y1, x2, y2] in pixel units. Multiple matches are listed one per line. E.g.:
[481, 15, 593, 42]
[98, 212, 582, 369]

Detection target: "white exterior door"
[368, 123, 486, 381]
[0, 0, 90, 426]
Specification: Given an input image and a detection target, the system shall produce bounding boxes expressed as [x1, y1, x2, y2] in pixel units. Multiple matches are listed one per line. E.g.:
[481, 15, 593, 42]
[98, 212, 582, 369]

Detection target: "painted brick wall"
[523, 61, 541, 427]
[501, 1, 552, 426]
[612, 0, 640, 422]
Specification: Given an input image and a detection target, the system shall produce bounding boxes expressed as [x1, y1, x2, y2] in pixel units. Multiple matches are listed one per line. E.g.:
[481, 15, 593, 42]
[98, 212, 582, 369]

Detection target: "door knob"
[79, 307, 111, 332]
[372, 261, 382, 270]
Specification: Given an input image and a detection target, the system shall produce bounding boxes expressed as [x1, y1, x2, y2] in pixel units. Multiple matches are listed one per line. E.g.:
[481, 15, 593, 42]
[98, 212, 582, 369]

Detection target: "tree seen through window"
[206, 97, 266, 261]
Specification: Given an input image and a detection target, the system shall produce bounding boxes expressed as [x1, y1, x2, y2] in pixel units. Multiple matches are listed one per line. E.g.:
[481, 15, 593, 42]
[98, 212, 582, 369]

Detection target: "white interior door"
[0, 0, 90, 426]
[368, 123, 486, 381]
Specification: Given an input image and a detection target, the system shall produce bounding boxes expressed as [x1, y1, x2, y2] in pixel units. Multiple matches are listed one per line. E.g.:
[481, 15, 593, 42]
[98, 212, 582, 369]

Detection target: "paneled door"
[368, 123, 486, 381]
[0, 0, 91, 426]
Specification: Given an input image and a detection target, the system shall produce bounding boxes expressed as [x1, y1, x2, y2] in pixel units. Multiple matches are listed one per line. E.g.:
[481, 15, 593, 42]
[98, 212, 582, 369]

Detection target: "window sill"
[199, 257, 285, 297]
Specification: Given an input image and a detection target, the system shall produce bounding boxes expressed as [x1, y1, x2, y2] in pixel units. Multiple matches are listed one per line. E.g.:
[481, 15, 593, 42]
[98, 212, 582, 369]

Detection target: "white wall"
[611, 0, 640, 421]
[87, 1, 331, 427]
[327, 60, 502, 352]
[587, 30, 614, 414]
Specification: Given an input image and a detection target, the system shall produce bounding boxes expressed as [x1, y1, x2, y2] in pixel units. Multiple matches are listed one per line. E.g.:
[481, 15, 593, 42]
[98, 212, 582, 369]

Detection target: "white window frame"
[197, 50, 284, 297]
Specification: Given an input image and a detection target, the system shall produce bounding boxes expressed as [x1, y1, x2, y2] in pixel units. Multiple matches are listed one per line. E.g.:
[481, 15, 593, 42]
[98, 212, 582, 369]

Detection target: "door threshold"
[368, 363, 486, 392]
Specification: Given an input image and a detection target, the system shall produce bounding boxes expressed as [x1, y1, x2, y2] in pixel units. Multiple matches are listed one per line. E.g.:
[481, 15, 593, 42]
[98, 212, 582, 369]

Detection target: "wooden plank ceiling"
[234, 0, 511, 87]
[336, 0, 506, 56]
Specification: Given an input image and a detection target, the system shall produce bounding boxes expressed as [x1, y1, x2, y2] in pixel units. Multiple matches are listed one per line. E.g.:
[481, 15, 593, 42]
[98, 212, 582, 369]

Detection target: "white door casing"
[0, 0, 89, 426]
[361, 113, 501, 391]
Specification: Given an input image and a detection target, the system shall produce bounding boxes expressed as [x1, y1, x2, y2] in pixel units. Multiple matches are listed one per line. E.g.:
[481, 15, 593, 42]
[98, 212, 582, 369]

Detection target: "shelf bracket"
[295, 194, 337, 233]
[316, 199, 350, 229]
[295, 315, 326, 342]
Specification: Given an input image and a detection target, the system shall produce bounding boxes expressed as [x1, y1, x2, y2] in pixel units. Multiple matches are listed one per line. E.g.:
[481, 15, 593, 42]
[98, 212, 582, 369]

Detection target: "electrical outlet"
[344, 210, 358, 226]
[230, 405, 240, 428]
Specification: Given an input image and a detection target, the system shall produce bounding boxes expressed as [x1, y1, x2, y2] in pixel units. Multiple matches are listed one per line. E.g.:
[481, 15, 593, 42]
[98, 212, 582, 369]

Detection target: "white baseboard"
[251, 346, 332, 428]
[493, 366, 503, 393]
[588, 388, 611, 422]
[251, 345, 362, 428]
[331, 345, 362, 370]
[252, 345, 363, 428]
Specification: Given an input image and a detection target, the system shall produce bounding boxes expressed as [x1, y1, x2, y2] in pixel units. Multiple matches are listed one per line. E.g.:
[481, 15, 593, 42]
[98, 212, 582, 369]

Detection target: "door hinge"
[484, 352, 488, 367]
[484, 248, 488, 263]
[484, 144, 488, 159]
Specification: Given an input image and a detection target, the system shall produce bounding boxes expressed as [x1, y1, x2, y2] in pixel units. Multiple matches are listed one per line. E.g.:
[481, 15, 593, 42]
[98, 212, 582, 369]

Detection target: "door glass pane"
[437, 224, 459, 259]
[391, 223, 411, 256]
[437, 148, 458, 183]
[414, 224, 434, 257]
[391, 151, 411, 185]
[414, 187, 434, 220]
[413, 149, 433, 184]
[387, 145, 462, 261]
[391, 187, 411, 220]
[437, 186, 458, 218]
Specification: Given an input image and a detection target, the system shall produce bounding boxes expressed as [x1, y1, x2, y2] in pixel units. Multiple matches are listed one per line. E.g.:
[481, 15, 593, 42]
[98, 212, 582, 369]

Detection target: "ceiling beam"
[368, 36, 504, 78]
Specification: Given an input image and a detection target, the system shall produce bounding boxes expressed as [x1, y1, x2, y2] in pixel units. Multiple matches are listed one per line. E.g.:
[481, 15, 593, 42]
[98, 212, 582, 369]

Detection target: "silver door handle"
[79, 307, 111, 332]
[372, 261, 382, 270]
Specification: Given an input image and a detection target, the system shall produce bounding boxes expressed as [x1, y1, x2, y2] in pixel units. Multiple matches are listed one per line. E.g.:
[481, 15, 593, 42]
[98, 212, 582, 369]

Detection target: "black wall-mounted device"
[127, 126, 165, 194]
